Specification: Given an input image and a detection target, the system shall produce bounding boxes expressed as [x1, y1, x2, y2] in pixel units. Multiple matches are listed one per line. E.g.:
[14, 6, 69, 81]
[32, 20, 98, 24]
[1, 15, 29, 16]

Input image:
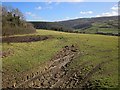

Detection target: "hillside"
[30, 16, 118, 35]
[2, 30, 118, 88]
[2, 2, 119, 89]
[29, 21, 73, 32]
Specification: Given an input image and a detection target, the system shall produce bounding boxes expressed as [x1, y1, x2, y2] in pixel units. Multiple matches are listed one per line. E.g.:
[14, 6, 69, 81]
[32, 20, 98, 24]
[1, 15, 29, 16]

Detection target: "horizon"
[2, 2, 119, 22]
[27, 15, 118, 22]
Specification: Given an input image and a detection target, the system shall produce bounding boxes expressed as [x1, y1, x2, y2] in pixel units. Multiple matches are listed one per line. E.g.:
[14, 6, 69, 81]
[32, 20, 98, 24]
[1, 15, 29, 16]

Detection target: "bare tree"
[12, 8, 25, 20]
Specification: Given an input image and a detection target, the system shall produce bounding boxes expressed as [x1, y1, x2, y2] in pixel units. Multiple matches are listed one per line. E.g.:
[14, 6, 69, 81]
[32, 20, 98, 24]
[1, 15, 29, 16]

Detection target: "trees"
[2, 5, 36, 36]
[12, 8, 25, 21]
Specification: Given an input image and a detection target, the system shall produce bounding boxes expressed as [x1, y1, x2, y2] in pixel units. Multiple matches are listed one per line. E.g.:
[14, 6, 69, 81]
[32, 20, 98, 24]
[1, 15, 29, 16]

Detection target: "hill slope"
[2, 30, 118, 88]
[30, 16, 118, 34]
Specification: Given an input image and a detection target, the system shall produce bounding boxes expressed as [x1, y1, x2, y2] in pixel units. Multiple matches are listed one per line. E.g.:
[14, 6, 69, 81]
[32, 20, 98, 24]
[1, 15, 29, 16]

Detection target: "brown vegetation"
[2, 6, 36, 36]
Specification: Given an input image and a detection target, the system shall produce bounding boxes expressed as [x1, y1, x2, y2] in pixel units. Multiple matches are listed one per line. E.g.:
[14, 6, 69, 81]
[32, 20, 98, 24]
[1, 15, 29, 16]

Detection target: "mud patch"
[2, 35, 52, 43]
[15, 45, 80, 88]
[2, 45, 80, 88]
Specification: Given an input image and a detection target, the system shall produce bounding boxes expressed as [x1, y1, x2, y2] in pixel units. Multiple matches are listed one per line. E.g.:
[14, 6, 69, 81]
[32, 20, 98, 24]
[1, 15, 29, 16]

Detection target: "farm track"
[14, 45, 80, 88]
[4, 45, 114, 88]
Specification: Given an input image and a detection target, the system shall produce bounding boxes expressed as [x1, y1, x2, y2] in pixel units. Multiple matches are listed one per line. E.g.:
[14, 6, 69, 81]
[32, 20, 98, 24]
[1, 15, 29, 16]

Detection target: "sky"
[1, 0, 120, 2]
[2, 2, 119, 22]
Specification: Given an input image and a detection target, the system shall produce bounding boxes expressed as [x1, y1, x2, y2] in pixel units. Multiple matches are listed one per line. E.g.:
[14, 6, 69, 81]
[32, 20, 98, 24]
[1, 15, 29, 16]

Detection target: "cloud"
[25, 12, 42, 20]
[26, 12, 35, 17]
[95, 4, 118, 17]
[102, 11, 117, 16]
[46, 0, 52, 4]
[35, 5, 53, 10]
[96, 11, 118, 17]
[80, 11, 93, 14]
[111, 5, 118, 11]
[64, 16, 81, 20]
[111, 6, 118, 11]
[55, 16, 83, 21]
[35, 6, 42, 10]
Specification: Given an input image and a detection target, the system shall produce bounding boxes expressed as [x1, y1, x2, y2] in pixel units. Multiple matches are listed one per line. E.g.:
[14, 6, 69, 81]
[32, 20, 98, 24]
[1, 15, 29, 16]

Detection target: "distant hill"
[30, 16, 118, 35]
[58, 16, 118, 28]
[29, 21, 73, 32]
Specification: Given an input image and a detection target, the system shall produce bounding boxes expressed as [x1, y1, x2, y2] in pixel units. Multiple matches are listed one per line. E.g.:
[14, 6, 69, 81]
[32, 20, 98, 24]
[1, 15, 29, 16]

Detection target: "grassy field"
[76, 22, 118, 34]
[2, 29, 118, 88]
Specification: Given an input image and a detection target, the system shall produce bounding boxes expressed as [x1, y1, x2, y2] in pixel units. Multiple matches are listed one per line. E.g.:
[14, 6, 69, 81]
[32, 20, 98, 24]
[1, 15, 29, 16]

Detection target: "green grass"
[2, 29, 118, 88]
[76, 22, 118, 34]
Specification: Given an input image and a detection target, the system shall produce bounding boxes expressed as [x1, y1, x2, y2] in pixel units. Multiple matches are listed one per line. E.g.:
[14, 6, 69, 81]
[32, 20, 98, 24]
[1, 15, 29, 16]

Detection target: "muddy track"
[14, 45, 80, 88]
[50, 61, 90, 88]
[4, 44, 114, 88]
[49, 59, 113, 88]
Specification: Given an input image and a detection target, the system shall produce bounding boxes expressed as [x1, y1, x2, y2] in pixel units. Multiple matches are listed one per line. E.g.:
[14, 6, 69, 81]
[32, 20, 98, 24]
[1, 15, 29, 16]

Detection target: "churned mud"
[2, 45, 80, 88]
[2, 45, 113, 89]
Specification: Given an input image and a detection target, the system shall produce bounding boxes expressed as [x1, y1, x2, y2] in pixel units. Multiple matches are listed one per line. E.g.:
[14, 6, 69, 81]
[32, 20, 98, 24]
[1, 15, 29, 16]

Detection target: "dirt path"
[14, 45, 80, 88]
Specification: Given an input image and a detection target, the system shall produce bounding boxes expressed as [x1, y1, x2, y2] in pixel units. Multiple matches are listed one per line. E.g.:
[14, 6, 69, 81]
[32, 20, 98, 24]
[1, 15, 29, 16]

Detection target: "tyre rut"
[14, 45, 80, 88]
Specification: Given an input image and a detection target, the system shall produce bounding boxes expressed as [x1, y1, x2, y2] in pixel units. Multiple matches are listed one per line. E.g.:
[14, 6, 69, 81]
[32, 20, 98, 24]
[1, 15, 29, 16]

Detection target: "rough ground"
[3, 45, 114, 89]
[2, 45, 79, 88]
[16, 45, 80, 88]
[2, 35, 52, 43]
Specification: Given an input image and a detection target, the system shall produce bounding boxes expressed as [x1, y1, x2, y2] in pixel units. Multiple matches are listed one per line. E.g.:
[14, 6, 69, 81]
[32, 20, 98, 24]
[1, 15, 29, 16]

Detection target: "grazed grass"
[2, 29, 118, 88]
